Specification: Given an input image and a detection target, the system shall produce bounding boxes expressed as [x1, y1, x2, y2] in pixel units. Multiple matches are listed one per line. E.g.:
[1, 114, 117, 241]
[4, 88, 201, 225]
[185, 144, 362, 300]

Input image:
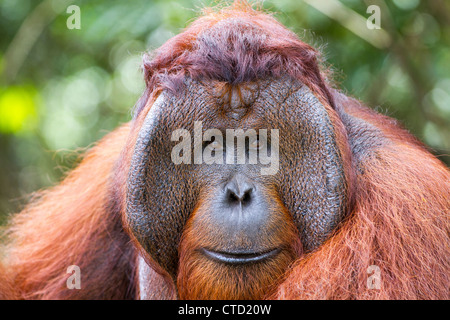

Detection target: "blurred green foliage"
[0, 0, 449, 222]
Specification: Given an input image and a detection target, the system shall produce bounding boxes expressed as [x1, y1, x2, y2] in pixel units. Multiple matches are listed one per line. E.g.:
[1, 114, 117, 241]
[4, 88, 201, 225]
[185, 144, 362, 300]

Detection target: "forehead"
[159, 77, 326, 132]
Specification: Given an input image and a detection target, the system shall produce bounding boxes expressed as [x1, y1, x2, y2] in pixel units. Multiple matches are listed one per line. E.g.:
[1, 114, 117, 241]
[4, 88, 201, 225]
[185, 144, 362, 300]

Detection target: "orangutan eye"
[249, 137, 264, 150]
[204, 137, 223, 151]
[208, 140, 223, 150]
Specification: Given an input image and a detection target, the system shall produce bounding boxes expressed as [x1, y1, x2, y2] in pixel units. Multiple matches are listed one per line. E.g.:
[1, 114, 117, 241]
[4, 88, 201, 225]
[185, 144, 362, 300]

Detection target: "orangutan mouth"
[200, 248, 281, 265]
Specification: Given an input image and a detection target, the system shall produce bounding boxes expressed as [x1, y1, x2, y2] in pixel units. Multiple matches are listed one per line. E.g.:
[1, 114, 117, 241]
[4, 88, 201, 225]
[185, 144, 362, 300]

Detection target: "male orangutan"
[0, 3, 449, 300]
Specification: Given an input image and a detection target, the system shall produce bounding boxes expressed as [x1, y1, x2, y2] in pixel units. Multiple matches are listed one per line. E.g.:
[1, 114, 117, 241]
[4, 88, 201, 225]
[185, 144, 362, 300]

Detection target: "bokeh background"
[0, 0, 449, 224]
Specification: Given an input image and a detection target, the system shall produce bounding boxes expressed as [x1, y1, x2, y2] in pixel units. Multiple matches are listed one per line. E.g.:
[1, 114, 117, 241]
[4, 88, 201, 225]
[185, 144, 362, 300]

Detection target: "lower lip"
[201, 248, 281, 264]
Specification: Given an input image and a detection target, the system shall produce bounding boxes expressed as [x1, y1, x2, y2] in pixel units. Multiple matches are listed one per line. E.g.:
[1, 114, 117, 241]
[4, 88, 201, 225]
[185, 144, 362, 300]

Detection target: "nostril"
[227, 189, 241, 203]
[242, 189, 252, 204]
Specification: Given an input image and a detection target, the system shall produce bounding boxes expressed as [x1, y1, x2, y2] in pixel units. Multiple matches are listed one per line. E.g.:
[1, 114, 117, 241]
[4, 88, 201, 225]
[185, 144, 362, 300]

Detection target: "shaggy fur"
[1, 124, 137, 299]
[273, 93, 450, 299]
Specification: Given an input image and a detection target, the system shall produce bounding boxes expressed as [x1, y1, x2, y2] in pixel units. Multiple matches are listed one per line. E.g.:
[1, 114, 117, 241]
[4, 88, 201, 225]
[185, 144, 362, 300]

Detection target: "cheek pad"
[126, 93, 200, 279]
[264, 84, 348, 252]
